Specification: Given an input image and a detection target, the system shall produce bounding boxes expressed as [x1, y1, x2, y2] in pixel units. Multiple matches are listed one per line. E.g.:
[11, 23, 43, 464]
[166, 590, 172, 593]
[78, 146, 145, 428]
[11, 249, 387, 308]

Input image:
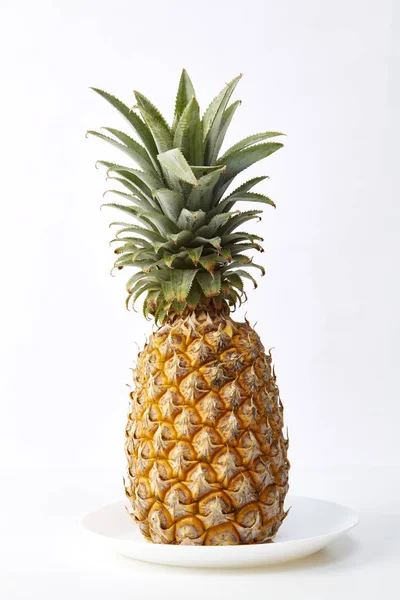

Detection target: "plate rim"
[82, 494, 359, 549]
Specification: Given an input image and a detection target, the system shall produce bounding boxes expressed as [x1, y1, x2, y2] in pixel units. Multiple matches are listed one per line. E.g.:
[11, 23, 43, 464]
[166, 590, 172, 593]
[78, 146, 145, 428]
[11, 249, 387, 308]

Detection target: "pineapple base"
[124, 312, 290, 545]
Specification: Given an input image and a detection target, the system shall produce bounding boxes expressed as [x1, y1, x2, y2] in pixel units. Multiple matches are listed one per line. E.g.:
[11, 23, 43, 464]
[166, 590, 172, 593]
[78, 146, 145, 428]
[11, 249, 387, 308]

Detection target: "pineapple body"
[125, 312, 289, 545]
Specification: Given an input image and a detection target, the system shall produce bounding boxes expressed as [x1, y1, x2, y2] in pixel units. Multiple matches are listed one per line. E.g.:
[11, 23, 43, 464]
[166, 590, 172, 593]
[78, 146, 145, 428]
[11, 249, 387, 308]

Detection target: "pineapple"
[88, 70, 289, 545]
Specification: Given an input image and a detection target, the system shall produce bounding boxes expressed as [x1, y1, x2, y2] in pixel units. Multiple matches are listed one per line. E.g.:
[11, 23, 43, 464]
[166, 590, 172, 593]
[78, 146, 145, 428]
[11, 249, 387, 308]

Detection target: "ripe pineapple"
[88, 70, 289, 545]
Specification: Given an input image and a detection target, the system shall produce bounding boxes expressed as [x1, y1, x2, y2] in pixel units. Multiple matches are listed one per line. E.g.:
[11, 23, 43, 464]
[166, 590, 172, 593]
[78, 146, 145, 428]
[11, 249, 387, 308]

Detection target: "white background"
[0, 0, 399, 597]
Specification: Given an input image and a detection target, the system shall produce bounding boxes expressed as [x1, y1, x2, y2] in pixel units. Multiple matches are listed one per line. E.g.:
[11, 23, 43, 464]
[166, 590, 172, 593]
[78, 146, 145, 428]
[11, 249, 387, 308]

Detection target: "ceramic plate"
[82, 495, 358, 568]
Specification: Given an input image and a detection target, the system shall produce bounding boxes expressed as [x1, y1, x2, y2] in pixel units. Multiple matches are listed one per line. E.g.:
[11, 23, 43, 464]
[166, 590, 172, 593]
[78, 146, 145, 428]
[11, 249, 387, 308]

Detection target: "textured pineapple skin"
[124, 312, 290, 545]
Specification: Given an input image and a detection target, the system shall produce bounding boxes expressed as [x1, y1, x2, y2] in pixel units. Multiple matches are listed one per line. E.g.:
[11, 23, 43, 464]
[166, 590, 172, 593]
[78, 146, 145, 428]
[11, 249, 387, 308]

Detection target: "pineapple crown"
[87, 70, 284, 324]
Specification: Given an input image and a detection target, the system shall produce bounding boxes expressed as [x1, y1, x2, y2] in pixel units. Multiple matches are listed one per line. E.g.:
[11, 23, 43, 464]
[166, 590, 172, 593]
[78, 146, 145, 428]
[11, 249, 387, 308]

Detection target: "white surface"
[82, 496, 359, 567]
[0, 0, 399, 475]
[1, 466, 399, 599]
[0, 0, 399, 597]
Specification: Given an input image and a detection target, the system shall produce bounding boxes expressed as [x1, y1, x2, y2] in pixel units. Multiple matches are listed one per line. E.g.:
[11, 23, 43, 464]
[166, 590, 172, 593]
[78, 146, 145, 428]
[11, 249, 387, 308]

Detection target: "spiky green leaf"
[186, 246, 203, 265]
[219, 210, 262, 235]
[211, 191, 276, 215]
[225, 175, 269, 197]
[186, 281, 202, 309]
[162, 269, 197, 303]
[157, 148, 198, 185]
[225, 272, 244, 292]
[100, 127, 159, 174]
[154, 189, 184, 221]
[191, 236, 221, 251]
[215, 142, 283, 199]
[204, 75, 242, 164]
[106, 164, 163, 194]
[220, 132, 285, 160]
[177, 208, 207, 230]
[196, 271, 221, 297]
[115, 225, 165, 243]
[199, 252, 226, 275]
[90, 88, 158, 161]
[173, 98, 203, 165]
[212, 100, 241, 162]
[224, 261, 265, 275]
[88, 131, 160, 177]
[224, 268, 258, 288]
[103, 189, 156, 212]
[134, 91, 172, 153]
[187, 167, 226, 211]
[140, 211, 179, 236]
[195, 213, 233, 237]
[172, 69, 196, 133]
[202, 75, 241, 140]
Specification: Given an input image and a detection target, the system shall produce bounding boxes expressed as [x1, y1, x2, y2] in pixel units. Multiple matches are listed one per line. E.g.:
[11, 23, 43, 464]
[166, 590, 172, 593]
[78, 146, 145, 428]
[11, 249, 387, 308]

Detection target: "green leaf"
[103, 202, 162, 234]
[88, 130, 158, 174]
[225, 288, 242, 308]
[177, 208, 207, 230]
[154, 189, 184, 221]
[162, 269, 197, 303]
[186, 246, 203, 265]
[202, 75, 241, 140]
[221, 232, 263, 244]
[125, 271, 148, 292]
[223, 268, 258, 288]
[111, 236, 152, 249]
[114, 253, 136, 267]
[106, 175, 155, 207]
[172, 69, 196, 133]
[187, 167, 226, 211]
[173, 98, 203, 165]
[157, 148, 198, 185]
[97, 162, 155, 201]
[190, 165, 225, 175]
[229, 242, 262, 255]
[90, 88, 158, 161]
[101, 127, 159, 174]
[220, 132, 285, 160]
[195, 213, 233, 237]
[134, 91, 172, 153]
[191, 236, 221, 251]
[115, 245, 156, 261]
[133, 258, 161, 272]
[158, 251, 184, 268]
[167, 230, 194, 247]
[220, 142, 283, 178]
[103, 189, 156, 212]
[212, 100, 241, 162]
[204, 75, 242, 164]
[216, 142, 283, 199]
[224, 261, 265, 275]
[224, 253, 252, 265]
[186, 281, 203, 309]
[196, 271, 221, 297]
[225, 272, 244, 292]
[211, 191, 276, 215]
[220, 247, 233, 262]
[225, 175, 269, 197]
[108, 165, 163, 194]
[131, 282, 161, 307]
[101, 203, 140, 219]
[143, 289, 162, 317]
[219, 210, 262, 235]
[114, 225, 165, 243]
[140, 211, 179, 236]
[199, 252, 226, 275]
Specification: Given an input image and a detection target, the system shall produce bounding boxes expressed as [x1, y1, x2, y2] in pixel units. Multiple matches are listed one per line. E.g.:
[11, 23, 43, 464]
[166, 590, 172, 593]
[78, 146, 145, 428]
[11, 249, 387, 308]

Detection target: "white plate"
[82, 495, 358, 568]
